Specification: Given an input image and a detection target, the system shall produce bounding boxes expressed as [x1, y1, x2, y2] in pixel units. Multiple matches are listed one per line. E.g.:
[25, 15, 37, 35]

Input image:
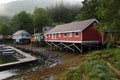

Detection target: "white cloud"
[0, 0, 83, 16]
[64, 0, 84, 4]
[0, 0, 18, 4]
[0, 0, 83, 4]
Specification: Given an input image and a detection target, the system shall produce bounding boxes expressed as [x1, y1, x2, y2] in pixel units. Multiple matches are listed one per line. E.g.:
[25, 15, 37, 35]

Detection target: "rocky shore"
[5, 45, 80, 80]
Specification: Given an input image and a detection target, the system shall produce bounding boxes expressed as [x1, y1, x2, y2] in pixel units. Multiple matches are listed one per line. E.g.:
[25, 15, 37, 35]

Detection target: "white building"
[12, 30, 30, 43]
[0, 35, 3, 40]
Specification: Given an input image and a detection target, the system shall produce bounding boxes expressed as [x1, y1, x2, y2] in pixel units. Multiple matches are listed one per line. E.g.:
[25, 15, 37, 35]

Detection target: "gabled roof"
[13, 30, 29, 35]
[33, 33, 43, 36]
[45, 19, 98, 34]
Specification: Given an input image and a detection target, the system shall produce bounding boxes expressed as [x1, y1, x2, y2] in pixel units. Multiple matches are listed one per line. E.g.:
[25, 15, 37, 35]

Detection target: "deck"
[0, 46, 37, 69]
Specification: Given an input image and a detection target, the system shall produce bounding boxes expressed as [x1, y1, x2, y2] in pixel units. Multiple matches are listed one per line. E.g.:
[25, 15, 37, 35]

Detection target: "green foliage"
[66, 68, 83, 80]
[56, 48, 120, 80]
[76, 0, 120, 44]
[96, 0, 120, 41]
[102, 48, 120, 70]
[0, 55, 17, 64]
[76, 0, 98, 21]
[33, 8, 52, 33]
[0, 23, 11, 35]
[60, 56, 118, 80]
[47, 3, 80, 23]
[84, 56, 116, 80]
[11, 11, 33, 33]
[86, 48, 120, 70]
[0, 16, 11, 24]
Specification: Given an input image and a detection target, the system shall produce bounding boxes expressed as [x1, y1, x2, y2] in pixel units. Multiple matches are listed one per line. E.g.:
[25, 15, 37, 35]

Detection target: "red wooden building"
[44, 19, 105, 53]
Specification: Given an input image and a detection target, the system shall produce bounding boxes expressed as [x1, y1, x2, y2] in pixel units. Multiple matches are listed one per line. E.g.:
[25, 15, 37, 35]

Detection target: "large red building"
[44, 19, 105, 53]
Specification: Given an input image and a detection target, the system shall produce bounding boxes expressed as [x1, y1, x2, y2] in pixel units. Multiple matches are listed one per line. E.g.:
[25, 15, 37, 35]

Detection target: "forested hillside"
[0, 0, 120, 80]
[0, 0, 119, 42]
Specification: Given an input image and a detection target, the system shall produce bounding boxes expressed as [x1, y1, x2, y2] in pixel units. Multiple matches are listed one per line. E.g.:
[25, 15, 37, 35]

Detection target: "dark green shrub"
[66, 68, 83, 80]
[82, 56, 117, 80]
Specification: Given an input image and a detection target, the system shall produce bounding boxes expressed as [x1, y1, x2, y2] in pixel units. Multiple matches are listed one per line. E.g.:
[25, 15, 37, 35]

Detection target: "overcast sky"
[0, 0, 84, 16]
[0, 0, 18, 4]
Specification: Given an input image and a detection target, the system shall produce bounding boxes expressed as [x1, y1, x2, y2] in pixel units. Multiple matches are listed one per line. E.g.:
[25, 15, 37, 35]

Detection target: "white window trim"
[55, 34, 56, 39]
[75, 32, 79, 37]
[52, 34, 56, 39]
[68, 32, 72, 37]
[52, 34, 53, 39]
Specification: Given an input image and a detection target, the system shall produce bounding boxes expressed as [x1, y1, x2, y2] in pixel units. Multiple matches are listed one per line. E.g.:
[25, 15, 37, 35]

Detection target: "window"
[44, 29, 47, 31]
[58, 33, 61, 37]
[63, 33, 67, 37]
[52, 34, 56, 39]
[48, 34, 50, 37]
[45, 35, 47, 38]
[26, 35, 29, 37]
[68, 32, 72, 37]
[75, 32, 79, 37]
[21, 35, 24, 37]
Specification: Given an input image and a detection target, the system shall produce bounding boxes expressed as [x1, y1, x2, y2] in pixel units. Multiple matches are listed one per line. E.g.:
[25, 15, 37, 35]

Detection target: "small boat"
[1, 48, 14, 52]
[0, 44, 5, 48]
[2, 51, 15, 55]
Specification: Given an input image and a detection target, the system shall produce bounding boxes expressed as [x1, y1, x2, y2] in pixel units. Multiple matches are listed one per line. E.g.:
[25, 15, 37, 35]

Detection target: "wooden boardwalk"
[0, 46, 37, 69]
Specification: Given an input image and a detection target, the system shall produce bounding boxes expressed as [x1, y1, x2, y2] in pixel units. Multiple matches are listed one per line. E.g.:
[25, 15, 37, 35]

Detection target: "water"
[0, 46, 63, 79]
[0, 69, 17, 80]
[0, 58, 45, 79]
[0, 46, 37, 79]
[0, 62, 39, 79]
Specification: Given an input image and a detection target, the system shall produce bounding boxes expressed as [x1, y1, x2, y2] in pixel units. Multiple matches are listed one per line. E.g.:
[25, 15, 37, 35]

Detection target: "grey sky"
[0, 0, 84, 16]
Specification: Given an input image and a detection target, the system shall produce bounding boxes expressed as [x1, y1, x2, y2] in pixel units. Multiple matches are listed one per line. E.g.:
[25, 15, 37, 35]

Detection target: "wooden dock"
[0, 46, 37, 70]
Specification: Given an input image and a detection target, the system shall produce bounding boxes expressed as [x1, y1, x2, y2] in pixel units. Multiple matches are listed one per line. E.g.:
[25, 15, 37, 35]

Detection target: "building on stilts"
[44, 19, 106, 53]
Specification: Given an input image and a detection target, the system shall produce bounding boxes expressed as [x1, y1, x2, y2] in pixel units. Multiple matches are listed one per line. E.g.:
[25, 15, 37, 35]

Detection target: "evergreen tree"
[33, 8, 52, 33]
[47, 3, 80, 23]
[0, 23, 11, 35]
[96, 0, 120, 42]
[76, 0, 98, 20]
[11, 11, 33, 34]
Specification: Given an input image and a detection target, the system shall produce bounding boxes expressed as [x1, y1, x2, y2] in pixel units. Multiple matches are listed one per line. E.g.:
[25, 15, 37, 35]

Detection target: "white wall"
[12, 34, 30, 42]
[0, 35, 3, 39]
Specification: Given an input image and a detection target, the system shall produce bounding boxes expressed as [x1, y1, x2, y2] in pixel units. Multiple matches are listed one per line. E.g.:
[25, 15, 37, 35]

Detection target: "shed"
[44, 19, 106, 53]
[34, 33, 44, 42]
[45, 19, 106, 43]
[31, 33, 45, 47]
[12, 30, 30, 44]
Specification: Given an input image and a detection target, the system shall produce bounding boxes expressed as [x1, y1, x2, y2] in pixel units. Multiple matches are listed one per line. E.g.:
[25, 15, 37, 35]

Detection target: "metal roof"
[45, 19, 98, 34]
[13, 30, 29, 35]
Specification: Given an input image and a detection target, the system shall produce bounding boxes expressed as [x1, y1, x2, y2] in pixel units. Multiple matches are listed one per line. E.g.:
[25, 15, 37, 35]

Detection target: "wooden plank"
[73, 43, 82, 53]
[51, 42, 61, 50]
[0, 46, 36, 68]
[61, 43, 74, 52]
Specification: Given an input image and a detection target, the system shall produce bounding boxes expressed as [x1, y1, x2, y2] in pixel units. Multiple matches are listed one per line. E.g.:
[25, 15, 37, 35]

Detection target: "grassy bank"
[87, 48, 120, 70]
[0, 55, 17, 64]
[55, 48, 120, 80]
